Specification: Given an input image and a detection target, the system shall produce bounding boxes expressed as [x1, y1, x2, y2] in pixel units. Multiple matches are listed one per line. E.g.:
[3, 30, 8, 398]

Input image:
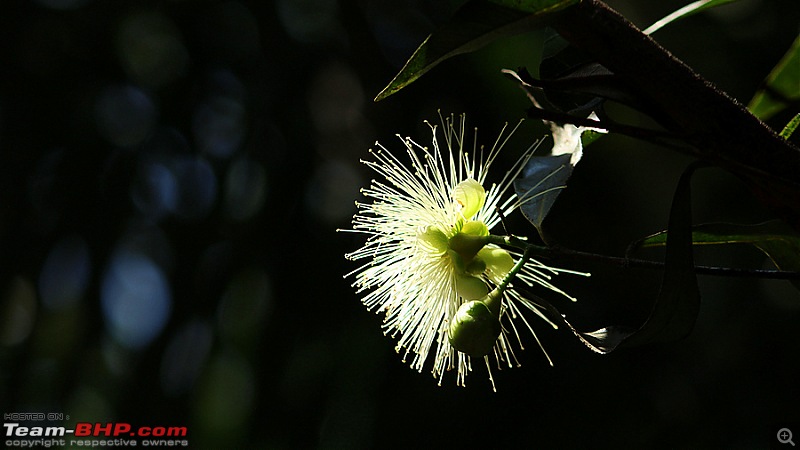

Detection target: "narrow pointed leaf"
[374, 0, 579, 101]
[504, 67, 609, 149]
[537, 29, 624, 116]
[748, 34, 800, 120]
[535, 297, 636, 354]
[489, 0, 579, 14]
[542, 163, 704, 353]
[631, 220, 800, 290]
[622, 163, 702, 346]
[643, 0, 738, 35]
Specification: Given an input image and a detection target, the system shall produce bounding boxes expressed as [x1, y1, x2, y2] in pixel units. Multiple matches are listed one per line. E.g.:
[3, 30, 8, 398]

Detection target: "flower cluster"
[343, 114, 584, 389]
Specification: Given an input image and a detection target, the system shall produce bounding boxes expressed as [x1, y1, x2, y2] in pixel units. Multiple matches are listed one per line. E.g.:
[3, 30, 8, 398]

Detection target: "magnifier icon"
[778, 428, 795, 446]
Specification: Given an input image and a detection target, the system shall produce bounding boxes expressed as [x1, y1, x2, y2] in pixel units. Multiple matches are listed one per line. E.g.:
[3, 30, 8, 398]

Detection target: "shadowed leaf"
[503, 68, 610, 153]
[539, 163, 704, 353]
[748, 34, 800, 120]
[632, 220, 800, 291]
[513, 154, 572, 243]
[621, 163, 702, 347]
[374, 0, 579, 101]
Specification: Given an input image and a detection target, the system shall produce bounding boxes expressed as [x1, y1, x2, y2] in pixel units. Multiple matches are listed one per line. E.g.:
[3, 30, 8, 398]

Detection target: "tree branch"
[550, 0, 800, 229]
[489, 235, 800, 280]
[540, 244, 800, 280]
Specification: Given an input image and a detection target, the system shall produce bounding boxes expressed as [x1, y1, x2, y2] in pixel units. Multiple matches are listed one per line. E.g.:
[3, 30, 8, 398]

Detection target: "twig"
[549, 0, 800, 229]
[487, 235, 800, 280]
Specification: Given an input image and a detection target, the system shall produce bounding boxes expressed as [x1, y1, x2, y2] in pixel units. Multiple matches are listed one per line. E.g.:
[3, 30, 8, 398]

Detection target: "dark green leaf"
[632, 220, 800, 290]
[622, 163, 702, 347]
[513, 154, 572, 243]
[538, 29, 614, 116]
[748, 34, 800, 120]
[544, 163, 704, 353]
[643, 0, 739, 35]
[535, 31, 657, 116]
[374, 0, 579, 101]
[489, 0, 579, 14]
[503, 68, 609, 150]
[540, 28, 593, 80]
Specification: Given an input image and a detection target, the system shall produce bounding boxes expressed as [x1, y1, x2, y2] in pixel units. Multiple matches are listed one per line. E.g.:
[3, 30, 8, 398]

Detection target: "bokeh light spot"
[102, 337, 133, 378]
[38, 235, 92, 311]
[277, 0, 342, 44]
[193, 97, 245, 159]
[194, 351, 255, 438]
[114, 221, 175, 274]
[193, 70, 246, 159]
[34, 0, 91, 10]
[101, 250, 172, 350]
[65, 385, 114, 424]
[198, 2, 262, 62]
[223, 156, 267, 222]
[217, 267, 272, 342]
[131, 160, 179, 220]
[305, 159, 363, 224]
[171, 156, 218, 220]
[116, 11, 189, 88]
[95, 84, 157, 147]
[364, 6, 433, 68]
[160, 319, 213, 397]
[0, 277, 38, 346]
[306, 63, 364, 133]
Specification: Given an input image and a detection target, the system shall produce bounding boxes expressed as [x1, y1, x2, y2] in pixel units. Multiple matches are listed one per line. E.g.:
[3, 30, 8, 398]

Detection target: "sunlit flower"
[342, 114, 586, 389]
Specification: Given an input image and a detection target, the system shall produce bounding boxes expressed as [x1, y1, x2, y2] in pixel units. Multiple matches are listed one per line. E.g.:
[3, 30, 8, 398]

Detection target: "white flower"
[549, 111, 607, 166]
[342, 113, 586, 390]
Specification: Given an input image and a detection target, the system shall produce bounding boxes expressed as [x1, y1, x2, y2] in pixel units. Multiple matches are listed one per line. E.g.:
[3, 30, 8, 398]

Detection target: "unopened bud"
[448, 300, 501, 357]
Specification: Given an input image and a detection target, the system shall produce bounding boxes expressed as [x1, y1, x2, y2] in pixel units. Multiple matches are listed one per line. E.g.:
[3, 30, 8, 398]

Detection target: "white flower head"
[342, 113, 586, 390]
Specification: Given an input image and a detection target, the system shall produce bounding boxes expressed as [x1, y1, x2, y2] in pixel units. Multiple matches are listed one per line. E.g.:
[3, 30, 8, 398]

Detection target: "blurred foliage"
[0, 0, 798, 449]
[748, 34, 800, 120]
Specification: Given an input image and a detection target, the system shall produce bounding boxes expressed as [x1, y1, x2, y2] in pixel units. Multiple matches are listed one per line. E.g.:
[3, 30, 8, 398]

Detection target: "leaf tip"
[374, 80, 402, 102]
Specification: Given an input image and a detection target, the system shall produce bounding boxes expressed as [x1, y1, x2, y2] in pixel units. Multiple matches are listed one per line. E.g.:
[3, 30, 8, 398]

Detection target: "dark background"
[1, 0, 798, 448]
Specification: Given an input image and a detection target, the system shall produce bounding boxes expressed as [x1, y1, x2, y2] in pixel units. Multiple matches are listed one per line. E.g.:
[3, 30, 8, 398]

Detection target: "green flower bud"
[417, 226, 449, 255]
[478, 247, 515, 283]
[448, 300, 501, 357]
[453, 178, 486, 219]
[455, 273, 488, 300]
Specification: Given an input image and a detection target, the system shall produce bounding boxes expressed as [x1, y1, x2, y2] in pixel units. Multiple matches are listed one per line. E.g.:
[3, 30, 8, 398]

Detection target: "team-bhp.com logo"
[4, 416, 189, 448]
